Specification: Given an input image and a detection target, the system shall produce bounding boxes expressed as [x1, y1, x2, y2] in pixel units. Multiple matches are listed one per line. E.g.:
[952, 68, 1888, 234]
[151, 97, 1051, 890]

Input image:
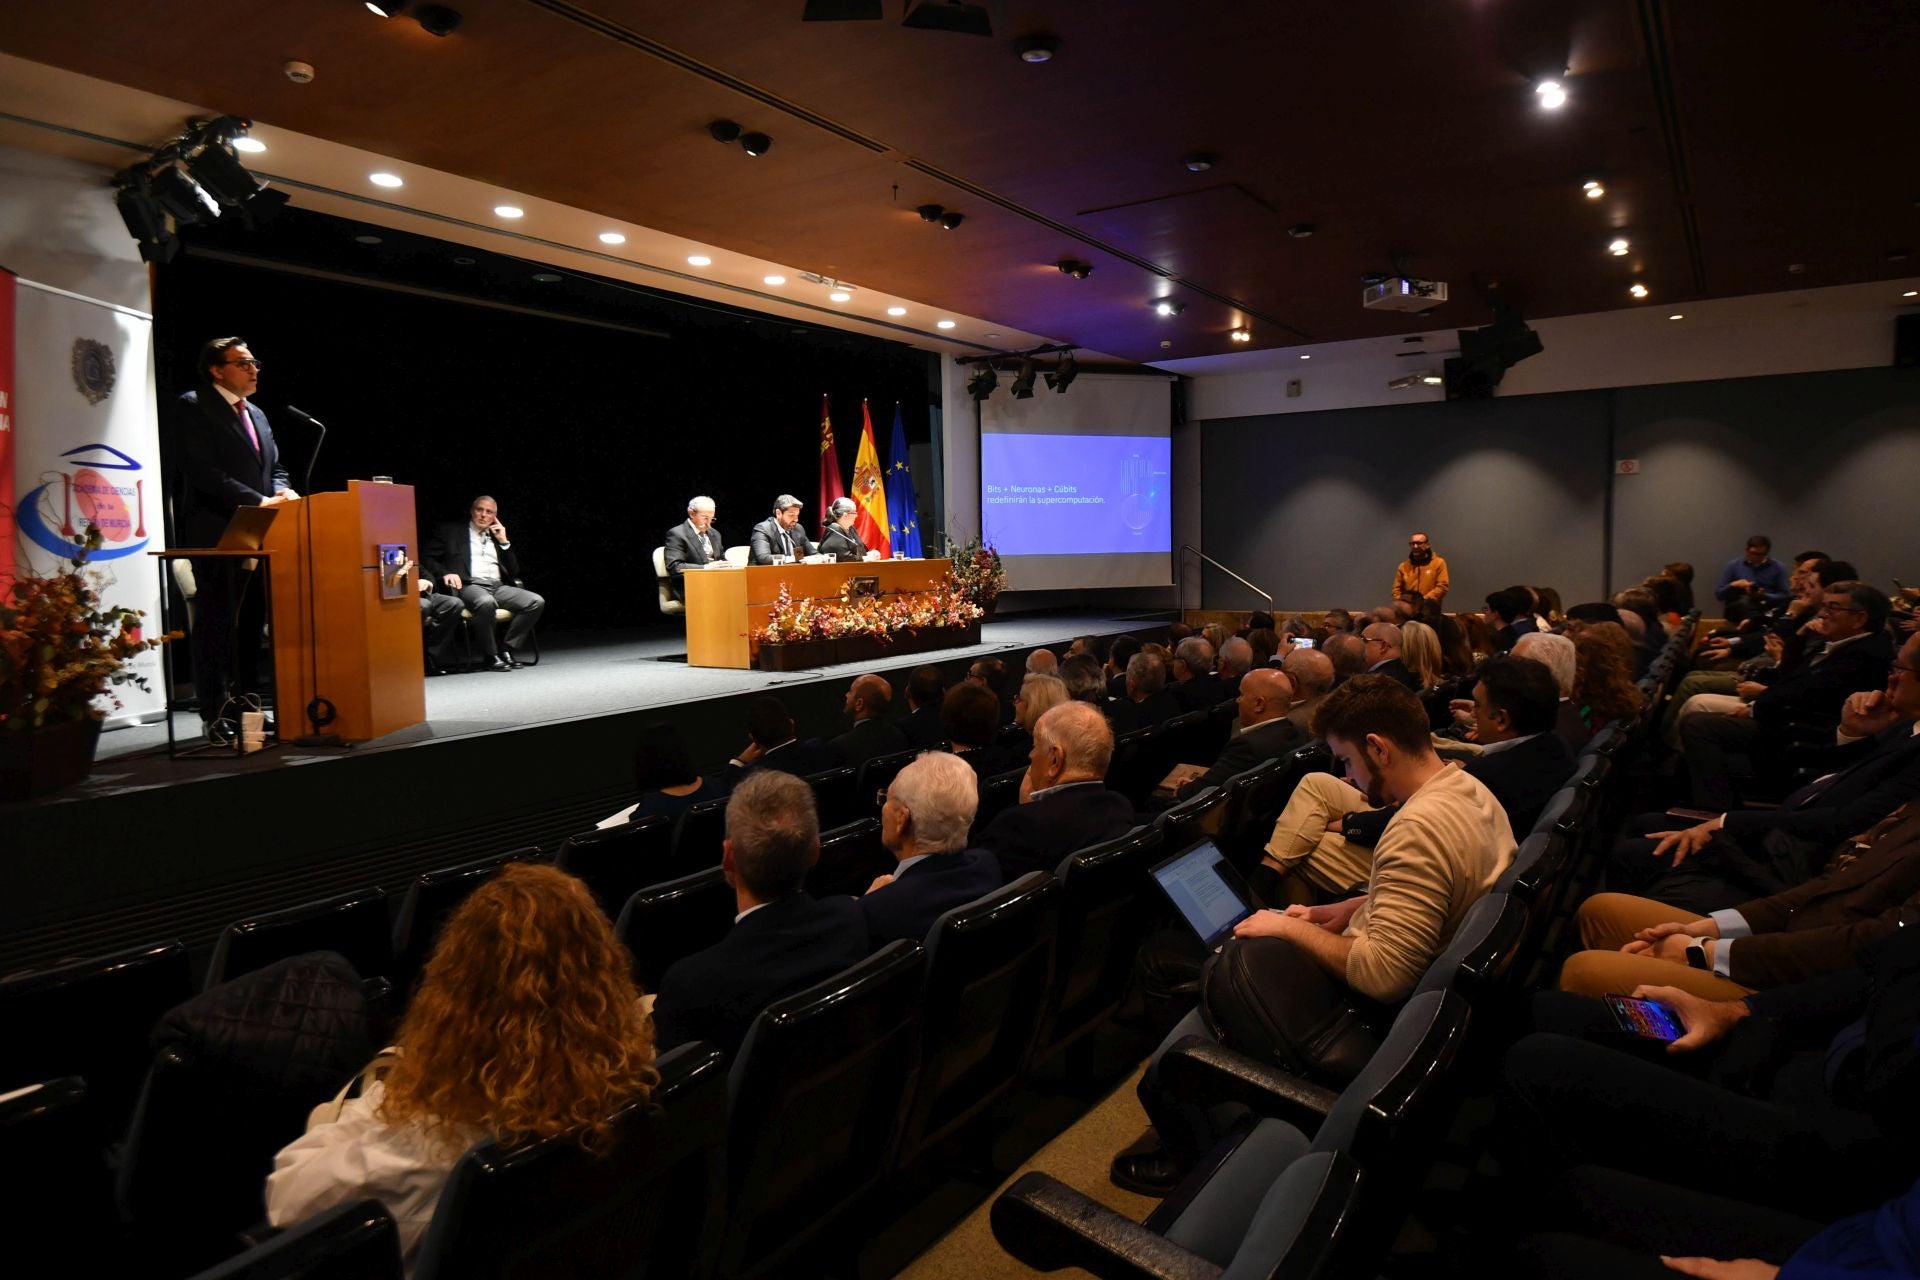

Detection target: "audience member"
[976, 702, 1137, 881]
[1059, 652, 1109, 708]
[1069, 634, 1112, 667]
[1484, 586, 1538, 651]
[599, 722, 723, 827]
[1361, 622, 1417, 689]
[1512, 631, 1586, 753]
[1170, 636, 1223, 711]
[1323, 631, 1368, 686]
[1246, 627, 1282, 670]
[1431, 613, 1477, 677]
[267, 865, 658, 1264]
[1571, 624, 1642, 734]
[968, 656, 1017, 726]
[831, 673, 911, 766]
[1248, 609, 1277, 633]
[1216, 636, 1253, 699]
[1115, 651, 1181, 731]
[1322, 608, 1355, 635]
[860, 751, 1005, 945]
[1015, 673, 1070, 736]
[901, 665, 947, 750]
[1400, 620, 1445, 694]
[1202, 622, 1229, 655]
[650, 772, 867, 1060]
[943, 681, 1021, 776]
[1664, 560, 1697, 613]
[1105, 635, 1143, 699]
[1282, 647, 1335, 734]
[1026, 647, 1058, 678]
[1177, 668, 1304, 800]
[1561, 601, 1624, 636]
[1613, 585, 1668, 674]
[1716, 534, 1791, 624]
[1533, 585, 1565, 628]
[722, 696, 838, 784]
[1167, 622, 1193, 643]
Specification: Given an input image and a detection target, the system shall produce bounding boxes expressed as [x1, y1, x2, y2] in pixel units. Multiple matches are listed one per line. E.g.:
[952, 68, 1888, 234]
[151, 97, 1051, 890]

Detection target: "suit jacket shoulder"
[979, 786, 1137, 880]
[858, 848, 1004, 945]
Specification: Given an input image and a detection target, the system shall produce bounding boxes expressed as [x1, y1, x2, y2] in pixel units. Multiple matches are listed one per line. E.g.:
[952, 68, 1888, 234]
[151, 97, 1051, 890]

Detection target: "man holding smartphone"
[422, 496, 545, 671]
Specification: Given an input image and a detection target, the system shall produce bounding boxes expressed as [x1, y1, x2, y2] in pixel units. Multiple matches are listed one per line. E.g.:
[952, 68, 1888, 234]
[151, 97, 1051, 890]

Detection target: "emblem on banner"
[854, 461, 882, 496]
[19, 442, 152, 562]
[71, 338, 117, 405]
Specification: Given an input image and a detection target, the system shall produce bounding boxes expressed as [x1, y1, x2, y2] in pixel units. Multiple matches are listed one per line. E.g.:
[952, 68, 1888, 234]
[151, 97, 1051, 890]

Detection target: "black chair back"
[205, 889, 392, 990]
[391, 851, 526, 993]
[553, 816, 676, 919]
[1104, 725, 1159, 806]
[805, 765, 860, 831]
[0, 939, 191, 1147]
[855, 748, 923, 817]
[0, 1077, 115, 1247]
[1414, 892, 1528, 1001]
[899, 874, 1058, 1167]
[413, 1043, 728, 1280]
[1148, 711, 1212, 789]
[1153, 784, 1231, 854]
[973, 766, 1028, 835]
[723, 940, 926, 1278]
[1032, 825, 1162, 1064]
[807, 817, 891, 899]
[615, 867, 735, 993]
[1495, 830, 1564, 901]
[667, 797, 730, 879]
[188, 1200, 401, 1280]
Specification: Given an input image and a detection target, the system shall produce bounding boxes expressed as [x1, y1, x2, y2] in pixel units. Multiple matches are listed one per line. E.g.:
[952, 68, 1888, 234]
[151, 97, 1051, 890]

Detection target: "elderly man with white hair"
[976, 701, 1138, 881]
[1170, 635, 1223, 712]
[1512, 630, 1587, 755]
[662, 495, 725, 602]
[859, 751, 1005, 945]
[1216, 636, 1254, 699]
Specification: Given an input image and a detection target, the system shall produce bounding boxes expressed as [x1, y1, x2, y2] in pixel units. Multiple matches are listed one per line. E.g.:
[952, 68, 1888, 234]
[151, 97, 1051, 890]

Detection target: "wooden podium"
[683, 558, 952, 669]
[264, 481, 426, 741]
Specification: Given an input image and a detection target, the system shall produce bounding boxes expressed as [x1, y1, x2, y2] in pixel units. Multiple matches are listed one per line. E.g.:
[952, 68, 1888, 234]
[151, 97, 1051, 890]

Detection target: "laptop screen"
[1150, 839, 1257, 948]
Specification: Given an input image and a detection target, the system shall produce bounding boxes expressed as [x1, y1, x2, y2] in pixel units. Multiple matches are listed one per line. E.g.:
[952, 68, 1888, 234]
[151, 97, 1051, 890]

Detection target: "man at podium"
[170, 337, 300, 728]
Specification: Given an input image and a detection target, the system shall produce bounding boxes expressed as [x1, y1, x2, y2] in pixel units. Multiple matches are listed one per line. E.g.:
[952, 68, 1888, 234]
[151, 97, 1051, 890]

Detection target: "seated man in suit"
[1105, 635, 1142, 700]
[968, 656, 1018, 727]
[1216, 637, 1253, 700]
[820, 497, 879, 562]
[1058, 652, 1109, 708]
[662, 495, 725, 601]
[1322, 631, 1368, 687]
[1484, 586, 1538, 652]
[748, 493, 815, 565]
[859, 751, 1005, 945]
[831, 673, 910, 766]
[1113, 651, 1182, 732]
[422, 495, 544, 670]
[1511, 631, 1586, 755]
[1175, 669, 1305, 801]
[650, 771, 868, 1060]
[413, 564, 464, 677]
[1282, 646, 1335, 734]
[976, 701, 1138, 881]
[722, 695, 840, 785]
[1027, 647, 1059, 678]
[1169, 636, 1222, 712]
[900, 665, 948, 750]
[1361, 622, 1418, 689]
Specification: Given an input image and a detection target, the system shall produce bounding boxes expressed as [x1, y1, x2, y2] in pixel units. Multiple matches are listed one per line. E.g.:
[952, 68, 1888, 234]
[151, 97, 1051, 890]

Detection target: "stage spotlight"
[940, 211, 965, 230]
[1044, 350, 1078, 393]
[903, 0, 992, 36]
[1153, 298, 1185, 317]
[185, 140, 265, 208]
[148, 162, 220, 224]
[708, 119, 742, 144]
[741, 131, 773, 156]
[416, 3, 461, 34]
[1057, 258, 1092, 279]
[1010, 357, 1038, 399]
[366, 0, 408, 15]
[1534, 77, 1567, 110]
[114, 186, 178, 263]
[917, 203, 945, 222]
[1229, 327, 1251, 342]
[967, 364, 998, 401]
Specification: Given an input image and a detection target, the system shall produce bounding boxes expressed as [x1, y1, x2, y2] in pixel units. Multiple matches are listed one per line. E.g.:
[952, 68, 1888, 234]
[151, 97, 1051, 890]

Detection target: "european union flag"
[884, 405, 922, 558]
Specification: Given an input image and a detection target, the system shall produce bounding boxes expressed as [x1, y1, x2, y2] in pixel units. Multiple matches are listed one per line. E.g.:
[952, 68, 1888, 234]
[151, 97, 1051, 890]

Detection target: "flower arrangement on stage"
[753, 575, 982, 646]
[944, 534, 1006, 611]
[1, 525, 158, 731]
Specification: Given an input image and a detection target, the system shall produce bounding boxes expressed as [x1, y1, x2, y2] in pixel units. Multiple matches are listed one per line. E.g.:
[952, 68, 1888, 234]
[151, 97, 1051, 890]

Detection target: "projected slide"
[981, 433, 1170, 556]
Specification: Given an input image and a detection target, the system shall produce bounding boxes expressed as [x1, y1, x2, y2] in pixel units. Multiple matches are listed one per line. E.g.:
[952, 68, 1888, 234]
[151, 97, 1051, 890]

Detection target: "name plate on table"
[378, 543, 409, 599]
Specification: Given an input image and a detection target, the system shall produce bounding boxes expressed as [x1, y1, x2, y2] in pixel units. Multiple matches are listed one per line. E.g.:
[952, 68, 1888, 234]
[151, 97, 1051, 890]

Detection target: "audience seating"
[854, 747, 923, 818]
[552, 816, 675, 920]
[1104, 725, 1160, 806]
[187, 1200, 402, 1280]
[1030, 825, 1162, 1068]
[1152, 784, 1231, 855]
[0, 1076, 116, 1246]
[614, 866, 734, 993]
[804, 765, 860, 831]
[897, 873, 1059, 1172]
[204, 889, 393, 990]
[974, 766, 1028, 834]
[721, 939, 926, 1278]
[411, 1043, 729, 1280]
[389, 850, 528, 993]
[667, 796, 730, 879]
[807, 817, 891, 899]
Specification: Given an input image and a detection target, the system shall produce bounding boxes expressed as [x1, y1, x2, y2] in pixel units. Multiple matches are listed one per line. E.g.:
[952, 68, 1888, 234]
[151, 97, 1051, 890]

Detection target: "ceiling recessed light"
[1534, 78, 1567, 110]
[763, 274, 786, 286]
[1668, 312, 1685, 320]
[886, 306, 907, 316]
[1630, 283, 1650, 299]
[1182, 151, 1218, 173]
[1229, 328, 1251, 343]
[1014, 34, 1058, 63]
[369, 172, 403, 188]
[1153, 298, 1186, 317]
[1421, 373, 1444, 385]
[828, 290, 852, 302]
[353, 234, 383, 245]
[936, 320, 957, 330]
[1905, 290, 1918, 298]
[1160, 340, 1172, 349]
[1608, 237, 1630, 256]
[231, 136, 267, 154]
[687, 254, 712, 266]
[531, 273, 561, 283]
[1299, 353, 1311, 360]
[494, 205, 524, 219]
[983, 333, 999, 339]
[598, 231, 626, 245]
[451, 255, 475, 265]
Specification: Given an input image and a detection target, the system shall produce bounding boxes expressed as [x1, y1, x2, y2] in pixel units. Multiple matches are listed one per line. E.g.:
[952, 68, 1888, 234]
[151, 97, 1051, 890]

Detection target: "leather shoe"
[484, 656, 512, 672]
[1109, 1149, 1186, 1197]
[500, 646, 524, 668]
[425, 661, 449, 677]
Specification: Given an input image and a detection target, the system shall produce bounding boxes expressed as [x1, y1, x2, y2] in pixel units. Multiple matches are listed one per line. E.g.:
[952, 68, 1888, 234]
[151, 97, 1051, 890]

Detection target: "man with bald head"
[976, 701, 1138, 881]
[830, 673, 910, 766]
[1283, 646, 1336, 734]
[1361, 621, 1417, 689]
[1027, 648, 1058, 677]
[1176, 668, 1304, 799]
[1322, 632, 1368, 687]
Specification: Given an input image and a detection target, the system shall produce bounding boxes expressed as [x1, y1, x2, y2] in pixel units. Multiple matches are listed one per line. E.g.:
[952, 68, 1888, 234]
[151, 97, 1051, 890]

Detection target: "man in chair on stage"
[749, 494, 816, 565]
[663, 495, 725, 601]
[423, 495, 544, 672]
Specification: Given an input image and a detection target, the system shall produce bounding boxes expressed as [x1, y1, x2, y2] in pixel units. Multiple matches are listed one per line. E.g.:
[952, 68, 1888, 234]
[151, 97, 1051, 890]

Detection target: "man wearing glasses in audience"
[1392, 531, 1449, 609]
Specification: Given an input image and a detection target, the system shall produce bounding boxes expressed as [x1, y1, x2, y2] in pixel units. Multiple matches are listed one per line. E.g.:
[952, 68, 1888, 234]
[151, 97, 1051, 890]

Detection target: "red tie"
[236, 400, 262, 456]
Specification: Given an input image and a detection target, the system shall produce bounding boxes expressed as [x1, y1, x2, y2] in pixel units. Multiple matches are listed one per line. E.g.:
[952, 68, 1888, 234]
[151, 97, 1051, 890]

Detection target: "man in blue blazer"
[169, 337, 299, 727]
[860, 751, 1005, 946]
[650, 771, 868, 1060]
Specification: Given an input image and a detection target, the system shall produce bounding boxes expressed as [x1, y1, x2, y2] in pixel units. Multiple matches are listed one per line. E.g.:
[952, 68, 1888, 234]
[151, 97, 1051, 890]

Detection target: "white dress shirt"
[467, 524, 505, 584]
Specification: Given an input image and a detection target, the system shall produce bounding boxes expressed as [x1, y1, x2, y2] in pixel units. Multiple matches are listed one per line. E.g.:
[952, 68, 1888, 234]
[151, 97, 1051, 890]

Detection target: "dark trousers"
[1682, 710, 1761, 810]
[421, 592, 465, 664]
[190, 557, 269, 722]
[457, 582, 544, 656]
[1606, 812, 1764, 913]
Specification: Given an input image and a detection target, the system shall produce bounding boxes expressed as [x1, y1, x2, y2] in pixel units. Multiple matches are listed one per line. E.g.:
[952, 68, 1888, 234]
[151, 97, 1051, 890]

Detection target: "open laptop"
[215, 504, 280, 551]
[1149, 839, 1259, 949]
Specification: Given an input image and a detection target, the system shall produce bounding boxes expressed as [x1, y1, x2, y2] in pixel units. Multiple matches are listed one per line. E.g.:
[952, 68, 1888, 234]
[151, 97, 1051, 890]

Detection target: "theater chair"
[667, 797, 730, 879]
[0, 1077, 119, 1251]
[616, 867, 735, 993]
[807, 817, 891, 899]
[855, 747, 923, 818]
[721, 940, 925, 1279]
[411, 1043, 729, 1280]
[1029, 825, 1162, 1070]
[1105, 725, 1162, 808]
[390, 850, 532, 996]
[652, 547, 684, 618]
[1153, 784, 1230, 854]
[187, 1200, 401, 1280]
[457, 603, 540, 667]
[204, 889, 393, 991]
[804, 765, 860, 831]
[973, 766, 1028, 836]
[552, 816, 676, 920]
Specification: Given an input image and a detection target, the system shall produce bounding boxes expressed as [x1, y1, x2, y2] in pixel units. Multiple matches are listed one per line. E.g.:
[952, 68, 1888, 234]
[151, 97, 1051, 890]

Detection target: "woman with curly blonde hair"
[266, 864, 657, 1264]
[1573, 623, 1643, 732]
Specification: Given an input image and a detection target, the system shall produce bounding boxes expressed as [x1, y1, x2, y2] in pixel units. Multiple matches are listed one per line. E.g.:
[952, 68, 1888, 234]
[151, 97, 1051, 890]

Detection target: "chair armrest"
[236, 1221, 284, 1249]
[990, 1173, 1223, 1280]
[1156, 1036, 1340, 1137]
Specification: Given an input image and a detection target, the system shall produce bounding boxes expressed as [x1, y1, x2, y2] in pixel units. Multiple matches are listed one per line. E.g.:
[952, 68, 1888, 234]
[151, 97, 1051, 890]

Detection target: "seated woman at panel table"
[266, 865, 659, 1269]
[820, 497, 883, 562]
[599, 723, 725, 828]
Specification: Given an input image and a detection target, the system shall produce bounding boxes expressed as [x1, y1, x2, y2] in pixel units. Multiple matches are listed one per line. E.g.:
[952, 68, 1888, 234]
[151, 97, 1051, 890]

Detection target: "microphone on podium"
[285, 405, 327, 496]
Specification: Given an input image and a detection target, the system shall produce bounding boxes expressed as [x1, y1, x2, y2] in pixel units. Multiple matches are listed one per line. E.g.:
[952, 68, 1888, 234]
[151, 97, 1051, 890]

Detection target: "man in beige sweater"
[1112, 675, 1515, 1194]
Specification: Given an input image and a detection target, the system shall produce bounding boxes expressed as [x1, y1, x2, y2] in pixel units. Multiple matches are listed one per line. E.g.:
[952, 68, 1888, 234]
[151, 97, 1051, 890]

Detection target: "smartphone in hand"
[1605, 994, 1684, 1041]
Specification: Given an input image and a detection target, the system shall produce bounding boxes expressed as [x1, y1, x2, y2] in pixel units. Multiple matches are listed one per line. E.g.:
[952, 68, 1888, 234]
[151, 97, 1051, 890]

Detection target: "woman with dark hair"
[1643, 574, 1686, 628]
[1533, 586, 1565, 628]
[1430, 613, 1477, 677]
[600, 722, 722, 827]
[1247, 627, 1282, 670]
[267, 864, 660, 1265]
[1574, 623, 1643, 731]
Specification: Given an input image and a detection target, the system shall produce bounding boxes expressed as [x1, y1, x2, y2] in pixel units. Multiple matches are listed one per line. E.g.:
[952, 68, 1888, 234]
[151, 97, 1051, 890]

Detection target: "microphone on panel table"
[284, 405, 327, 497]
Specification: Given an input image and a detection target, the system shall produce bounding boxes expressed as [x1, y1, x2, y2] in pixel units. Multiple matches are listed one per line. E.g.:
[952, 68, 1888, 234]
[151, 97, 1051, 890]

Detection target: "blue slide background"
[981, 433, 1171, 556]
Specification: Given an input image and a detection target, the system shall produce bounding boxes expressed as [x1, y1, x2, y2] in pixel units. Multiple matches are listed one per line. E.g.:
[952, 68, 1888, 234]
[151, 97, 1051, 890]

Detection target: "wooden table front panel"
[683, 559, 952, 668]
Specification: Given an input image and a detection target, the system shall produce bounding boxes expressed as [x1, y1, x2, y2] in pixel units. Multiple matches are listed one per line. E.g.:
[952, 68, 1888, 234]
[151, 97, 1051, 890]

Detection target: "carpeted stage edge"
[0, 611, 1171, 976]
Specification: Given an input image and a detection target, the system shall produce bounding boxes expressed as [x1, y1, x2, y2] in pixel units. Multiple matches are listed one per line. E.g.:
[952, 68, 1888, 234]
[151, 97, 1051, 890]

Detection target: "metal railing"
[1179, 545, 1273, 610]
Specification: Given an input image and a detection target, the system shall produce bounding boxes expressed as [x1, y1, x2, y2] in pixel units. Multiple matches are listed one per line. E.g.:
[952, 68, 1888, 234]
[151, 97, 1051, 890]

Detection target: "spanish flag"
[850, 400, 892, 558]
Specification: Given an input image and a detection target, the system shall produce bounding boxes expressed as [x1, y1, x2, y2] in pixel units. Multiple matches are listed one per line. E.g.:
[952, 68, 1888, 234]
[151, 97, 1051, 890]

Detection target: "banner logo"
[18, 442, 150, 561]
[71, 337, 117, 405]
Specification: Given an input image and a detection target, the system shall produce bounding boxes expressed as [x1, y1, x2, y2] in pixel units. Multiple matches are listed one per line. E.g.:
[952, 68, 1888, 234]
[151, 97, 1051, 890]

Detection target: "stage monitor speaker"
[1896, 312, 1919, 368]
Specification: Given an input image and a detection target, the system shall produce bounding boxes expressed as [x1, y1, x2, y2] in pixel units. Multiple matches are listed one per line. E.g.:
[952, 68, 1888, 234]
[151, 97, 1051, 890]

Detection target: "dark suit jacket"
[832, 716, 912, 767]
[722, 736, 841, 787]
[1553, 699, 1590, 756]
[1178, 716, 1306, 799]
[1368, 658, 1418, 690]
[1723, 724, 1920, 849]
[976, 783, 1138, 881]
[1172, 672, 1225, 713]
[1464, 731, 1576, 836]
[858, 848, 1005, 946]
[902, 704, 946, 751]
[1113, 690, 1183, 733]
[820, 524, 868, 562]
[954, 742, 1023, 779]
[650, 892, 868, 1061]
[1751, 632, 1895, 731]
[422, 521, 525, 586]
[748, 517, 816, 565]
[663, 521, 726, 601]
[1218, 673, 1244, 701]
[170, 390, 291, 548]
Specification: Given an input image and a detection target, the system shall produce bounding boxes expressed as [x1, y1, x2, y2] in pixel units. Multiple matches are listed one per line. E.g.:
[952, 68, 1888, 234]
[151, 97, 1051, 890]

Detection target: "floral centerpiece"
[944, 534, 1006, 614]
[753, 574, 983, 669]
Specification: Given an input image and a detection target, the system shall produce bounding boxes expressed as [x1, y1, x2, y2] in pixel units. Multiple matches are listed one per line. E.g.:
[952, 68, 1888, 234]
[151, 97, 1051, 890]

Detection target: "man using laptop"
[169, 337, 299, 731]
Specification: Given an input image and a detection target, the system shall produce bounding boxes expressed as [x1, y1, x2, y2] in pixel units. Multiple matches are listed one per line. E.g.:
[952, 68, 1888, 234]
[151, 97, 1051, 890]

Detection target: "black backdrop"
[152, 218, 940, 632]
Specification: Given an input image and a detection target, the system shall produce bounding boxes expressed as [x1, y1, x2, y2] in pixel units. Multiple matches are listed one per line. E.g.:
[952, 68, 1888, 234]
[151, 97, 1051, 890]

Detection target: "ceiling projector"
[1362, 276, 1448, 313]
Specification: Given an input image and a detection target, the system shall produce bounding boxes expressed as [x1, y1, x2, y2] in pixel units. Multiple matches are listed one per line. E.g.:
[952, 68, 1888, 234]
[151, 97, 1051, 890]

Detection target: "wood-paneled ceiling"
[2, 0, 1916, 364]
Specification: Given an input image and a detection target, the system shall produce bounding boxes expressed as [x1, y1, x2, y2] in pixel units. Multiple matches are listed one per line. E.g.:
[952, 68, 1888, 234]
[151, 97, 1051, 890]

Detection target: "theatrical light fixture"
[740, 132, 773, 157]
[1422, 373, 1443, 384]
[940, 212, 965, 230]
[598, 231, 625, 245]
[1044, 350, 1079, 393]
[1014, 35, 1058, 63]
[917, 204, 945, 223]
[148, 163, 220, 222]
[494, 205, 524, 218]
[1009, 357, 1039, 399]
[1905, 290, 1919, 298]
[687, 254, 712, 266]
[1608, 237, 1630, 256]
[828, 291, 852, 302]
[231, 136, 266, 154]
[1229, 328, 1251, 343]
[1534, 78, 1567, 110]
[416, 4, 462, 35]
[763, 274, 786, 285]
[886, 306, 907, 316]
[967, 364, 998, 401]
[902, 0, 993, 37]
[370, 172, 403, 188]
[1153, 298, 1185, 317]
[1057, 258, 1093, 279]
[1583, 179, 1605, 199]
[708, 120, 742, 144]
[936, 319, 957, 329]
[1630, 283, 1649, 298]
[114, 185, 176, 263]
